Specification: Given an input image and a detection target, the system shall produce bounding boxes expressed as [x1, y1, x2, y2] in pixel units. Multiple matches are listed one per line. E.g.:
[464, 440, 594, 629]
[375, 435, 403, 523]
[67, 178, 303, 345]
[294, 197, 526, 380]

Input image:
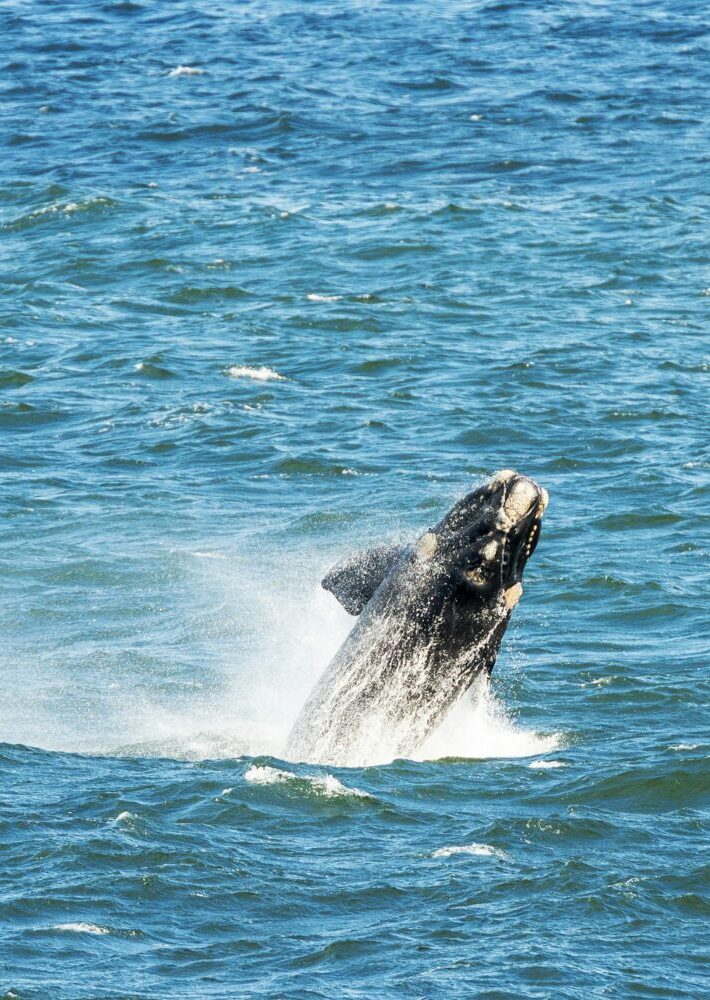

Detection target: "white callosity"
[415, 532, 438, 561]
[481, 540, 499, 561]
[503, 582, 523, 609]
[504, 478, 538, 522]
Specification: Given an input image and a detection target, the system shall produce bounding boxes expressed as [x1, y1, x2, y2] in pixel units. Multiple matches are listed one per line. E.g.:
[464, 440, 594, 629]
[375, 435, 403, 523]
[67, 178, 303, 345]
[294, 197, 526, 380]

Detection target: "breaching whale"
[286, 470, 548, 766]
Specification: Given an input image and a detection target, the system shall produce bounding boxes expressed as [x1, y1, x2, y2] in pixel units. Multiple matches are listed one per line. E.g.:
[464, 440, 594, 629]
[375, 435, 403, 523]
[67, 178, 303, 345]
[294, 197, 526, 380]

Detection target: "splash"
[107, 546, 559, 767]
[416, 678, 562, 762]
[5, 527, 559, 767]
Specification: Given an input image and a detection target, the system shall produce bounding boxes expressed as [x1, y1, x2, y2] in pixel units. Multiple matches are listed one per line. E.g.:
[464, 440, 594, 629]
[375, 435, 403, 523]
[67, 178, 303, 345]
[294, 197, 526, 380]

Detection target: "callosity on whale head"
[286, 470, 548, 766]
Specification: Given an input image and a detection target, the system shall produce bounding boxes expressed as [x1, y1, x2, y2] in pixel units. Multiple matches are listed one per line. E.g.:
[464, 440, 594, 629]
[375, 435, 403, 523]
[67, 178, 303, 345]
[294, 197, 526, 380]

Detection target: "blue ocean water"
[1, 0, 708, 996]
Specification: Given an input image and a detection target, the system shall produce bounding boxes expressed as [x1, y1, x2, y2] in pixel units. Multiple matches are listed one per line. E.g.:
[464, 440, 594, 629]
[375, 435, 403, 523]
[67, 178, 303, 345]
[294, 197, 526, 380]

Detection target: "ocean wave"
[168, 65, 204, 77]
[52, 923, 109, 936]
[432, 843, 510, 860]
[244, 765, 371, 799]
[225, 365, 286, 382]
[3, 196, 117, 231]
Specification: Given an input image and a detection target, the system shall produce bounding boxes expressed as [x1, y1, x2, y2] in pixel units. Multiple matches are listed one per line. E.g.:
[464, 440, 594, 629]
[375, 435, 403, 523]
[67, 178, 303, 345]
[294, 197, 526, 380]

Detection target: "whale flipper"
[322, 544, 408, 615]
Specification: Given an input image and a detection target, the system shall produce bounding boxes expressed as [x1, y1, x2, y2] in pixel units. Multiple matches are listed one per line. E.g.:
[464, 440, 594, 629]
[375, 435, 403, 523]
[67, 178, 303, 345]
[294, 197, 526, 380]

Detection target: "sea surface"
[1, 1, 708, 997]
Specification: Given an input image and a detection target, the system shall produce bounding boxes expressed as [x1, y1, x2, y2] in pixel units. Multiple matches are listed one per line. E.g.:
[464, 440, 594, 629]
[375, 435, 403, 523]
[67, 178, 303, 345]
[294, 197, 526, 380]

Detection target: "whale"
[286, 470, 548, 766]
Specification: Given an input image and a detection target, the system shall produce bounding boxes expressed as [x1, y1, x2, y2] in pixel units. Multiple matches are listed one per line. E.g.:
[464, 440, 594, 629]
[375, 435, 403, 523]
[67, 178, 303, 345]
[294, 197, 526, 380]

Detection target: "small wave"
[244, 765, 370, 799]
[306, 293, 342, 302]
[226, 365, 285, 382]
[669, 744, 699, 751]
[0, 370, 34, 389]
[528, 760, 566, 769]
[3, 196, 117, 231]
[433, 843, 510, 860]
[53, 923, 109, 935]
[168, 65, 203, 77]
[275, 458, 358, 476]
[134, 359, 175, 378]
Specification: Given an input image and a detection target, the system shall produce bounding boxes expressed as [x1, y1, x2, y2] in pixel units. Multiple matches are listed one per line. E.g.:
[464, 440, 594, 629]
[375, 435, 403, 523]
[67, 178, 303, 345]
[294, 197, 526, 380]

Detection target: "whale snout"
[488, 470, 546, 588]
[487, 470, 546, 527]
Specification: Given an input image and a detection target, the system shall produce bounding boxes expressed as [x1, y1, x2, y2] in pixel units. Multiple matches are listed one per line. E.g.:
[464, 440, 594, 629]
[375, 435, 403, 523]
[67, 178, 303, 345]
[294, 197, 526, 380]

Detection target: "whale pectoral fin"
[322, 544, 408, 615]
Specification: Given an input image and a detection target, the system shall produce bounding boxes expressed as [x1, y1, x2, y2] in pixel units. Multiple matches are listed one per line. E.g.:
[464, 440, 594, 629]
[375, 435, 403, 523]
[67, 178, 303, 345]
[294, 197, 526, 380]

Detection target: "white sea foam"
[25, 197, 112, 221]
[114, 810, 135, 822]
[417, 678, 562, 762]
[53, 923, 109, 935]
[244, 764, 292, 785]
[528, 759, 566, 769]
[168, 65, 204, 77]
[226, 365, 286, 382]
[306, 293, 342, 302]
[669, 743, 699, 751]
[433, 843, 509, 860]
[244, 764, 370, 799]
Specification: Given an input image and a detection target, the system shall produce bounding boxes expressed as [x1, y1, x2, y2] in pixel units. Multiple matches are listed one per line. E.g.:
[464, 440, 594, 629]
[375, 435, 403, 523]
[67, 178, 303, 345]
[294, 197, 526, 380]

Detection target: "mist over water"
[2, 520, 557, 766]
[1, 0, 708, 997]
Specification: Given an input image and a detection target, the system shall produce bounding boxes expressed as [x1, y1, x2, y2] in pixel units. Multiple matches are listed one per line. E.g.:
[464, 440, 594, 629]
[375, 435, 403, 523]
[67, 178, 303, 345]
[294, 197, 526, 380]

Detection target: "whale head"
[428, 469, 548, 611]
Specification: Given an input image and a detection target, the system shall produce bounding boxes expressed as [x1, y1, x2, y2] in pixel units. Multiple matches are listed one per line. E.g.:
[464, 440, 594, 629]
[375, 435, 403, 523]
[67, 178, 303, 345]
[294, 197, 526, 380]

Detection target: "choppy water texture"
[1, 1, 708, 997]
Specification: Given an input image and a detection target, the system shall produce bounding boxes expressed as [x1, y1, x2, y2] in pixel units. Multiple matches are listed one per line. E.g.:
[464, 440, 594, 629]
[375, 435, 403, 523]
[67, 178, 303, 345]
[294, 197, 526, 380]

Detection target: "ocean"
[0, 1, 708, 996]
